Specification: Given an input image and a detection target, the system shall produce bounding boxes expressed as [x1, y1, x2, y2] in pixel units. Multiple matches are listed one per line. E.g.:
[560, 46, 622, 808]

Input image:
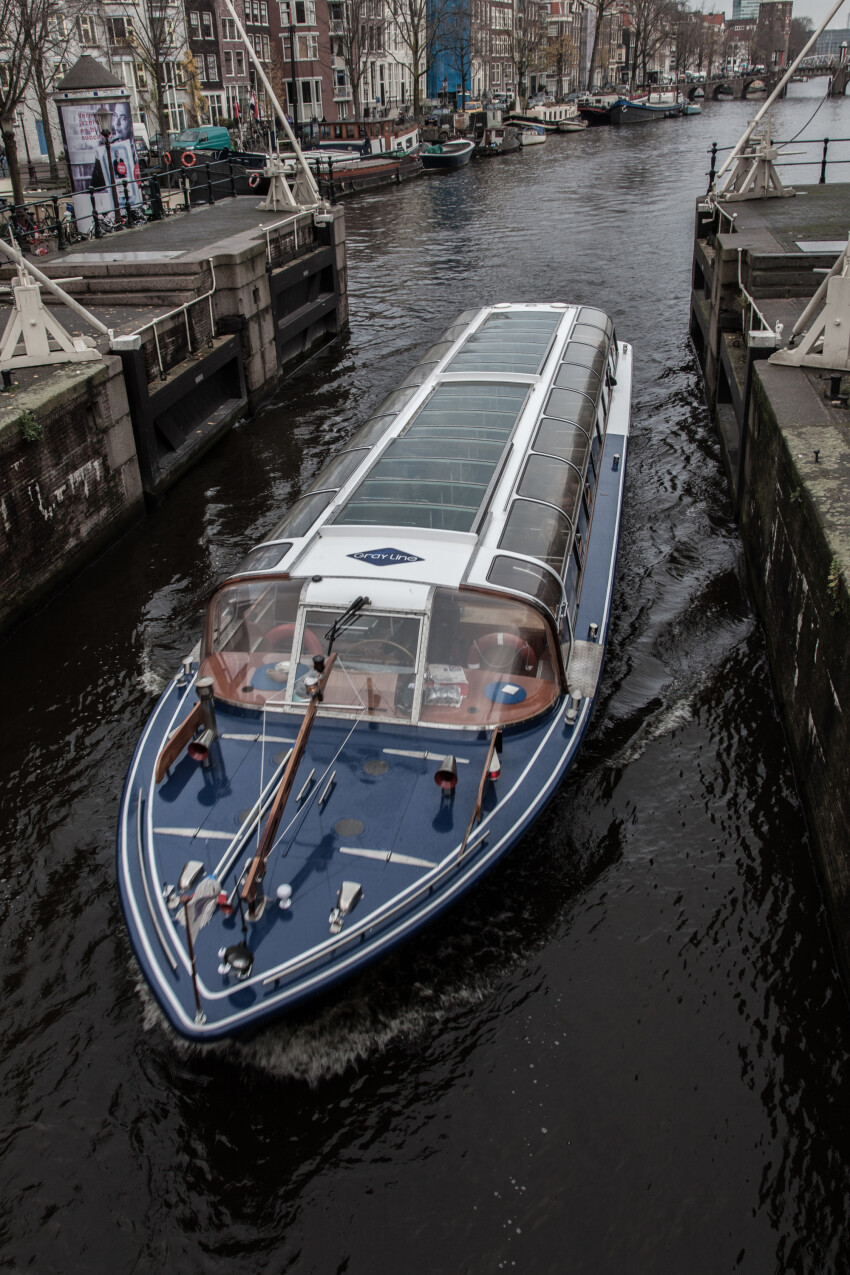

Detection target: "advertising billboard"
[58, 99, 142, 213]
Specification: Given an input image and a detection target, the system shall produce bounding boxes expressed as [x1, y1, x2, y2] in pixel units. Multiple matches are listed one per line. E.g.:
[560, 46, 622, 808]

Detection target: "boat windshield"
[199, 579, 560, 724]
[419, 588, 559, 725]
[199, 578, 307, 706]
[299, 608, 422, 719]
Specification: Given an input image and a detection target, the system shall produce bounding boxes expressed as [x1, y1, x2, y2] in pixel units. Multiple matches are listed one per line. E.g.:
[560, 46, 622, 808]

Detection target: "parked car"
[173, 126, 232, 164]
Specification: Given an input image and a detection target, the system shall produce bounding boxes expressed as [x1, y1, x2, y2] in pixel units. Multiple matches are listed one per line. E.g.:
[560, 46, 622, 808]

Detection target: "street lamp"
[95, 105, 120, 216]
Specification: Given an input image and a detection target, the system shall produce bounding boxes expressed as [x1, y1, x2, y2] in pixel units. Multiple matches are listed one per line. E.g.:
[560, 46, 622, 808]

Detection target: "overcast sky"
[731, 0, 850, 30]
[785, 0, 850, 27]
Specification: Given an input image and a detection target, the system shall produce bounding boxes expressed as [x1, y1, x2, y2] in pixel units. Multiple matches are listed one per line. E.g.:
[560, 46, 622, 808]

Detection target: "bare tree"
[442, 0, 479, 108]
[385, 0, 451, 116]
[628, 0, 672, 85]
[788, 16, 814, 62]
[512, 0, 546, 104]
[21, 0, 83, 181]
[585, 0, 620, 91]
[0, 0, 67, 202]
[130, 0, 187, 137]
[542, 25, 578, 99]
[327, 0, 380, 118]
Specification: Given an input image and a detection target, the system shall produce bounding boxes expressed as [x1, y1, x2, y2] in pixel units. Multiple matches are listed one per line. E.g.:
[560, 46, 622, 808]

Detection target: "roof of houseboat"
[232, 303, 626, 614]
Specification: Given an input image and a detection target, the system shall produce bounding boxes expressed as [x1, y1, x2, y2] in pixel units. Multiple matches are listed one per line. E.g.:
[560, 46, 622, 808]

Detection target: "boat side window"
[571, 324, 610, 356]
[554, 363, 602, 400]
[533, 418, 590, 471]
[544, 388, 596, 433]
[233, 542, 292, 574]
[421, 588, 559, 725]
[302, 448, 369, 496]
[269, 490, 335, 540]
[371, 386, 418, 418]
[486, 555, 563, 618]
[578, 307, 614, 343]
[400, 360, 440, 389]
[517, 455, 582, 525]
[440, 312, 480, 344]
[420, 339, 455, 365]
[561, 344, 606, 378]
[200, 577, 306, 706]
[344, 413, 396, 450]
[499, 498, 572, 571]
[299, 608, 421, 719]
[564, 549, 580, 617]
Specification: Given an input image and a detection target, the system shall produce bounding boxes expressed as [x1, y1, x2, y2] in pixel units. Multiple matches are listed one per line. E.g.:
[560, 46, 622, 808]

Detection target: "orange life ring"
[163, 151, 172, 166]
[262, 623, 323, 656]
[181, 150, 197, 168]
[468, 632, 538, 674]
[248, 172, 261, 188]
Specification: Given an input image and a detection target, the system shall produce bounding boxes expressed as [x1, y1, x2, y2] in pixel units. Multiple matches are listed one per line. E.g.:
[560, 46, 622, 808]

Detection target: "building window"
[293, 0, 316, 24]
[106, 16, 135, 43]
[78, 14, 96, 44]
[222, 16, 236, 39]
[224, 49, 233, 74]
[189, 10, 200, 36]
[202, 11, 214, 38]
[235, 50, 245, 74]
[54, 14, 69, 37]
[207, 53, 219, 80]
[296, 33, 319, 59]
[251, 33, 271, 60]
[298, 76, 322, 111]
[134, 61, 147, 88]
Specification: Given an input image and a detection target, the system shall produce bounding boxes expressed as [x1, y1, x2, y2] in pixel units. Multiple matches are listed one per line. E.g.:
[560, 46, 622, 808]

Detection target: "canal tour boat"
[117, 303, 632, 1040]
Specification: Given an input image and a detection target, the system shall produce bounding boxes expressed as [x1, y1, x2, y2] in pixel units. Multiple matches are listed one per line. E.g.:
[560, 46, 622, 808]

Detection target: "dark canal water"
[2, 83, 850, 1273]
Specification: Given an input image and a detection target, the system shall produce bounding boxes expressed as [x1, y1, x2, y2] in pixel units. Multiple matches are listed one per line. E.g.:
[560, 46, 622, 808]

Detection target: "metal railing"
[0, 158, 250, 257]
[261, 207, 323, 268]
[131, 258, 218, 380]
[707, 135, 850, 190]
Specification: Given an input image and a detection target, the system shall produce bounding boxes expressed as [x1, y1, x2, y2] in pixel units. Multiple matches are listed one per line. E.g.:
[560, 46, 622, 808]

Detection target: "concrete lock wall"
[0, 358, 144, 633]
[0, 205, 349, 635]
[738, 366, 850, 969]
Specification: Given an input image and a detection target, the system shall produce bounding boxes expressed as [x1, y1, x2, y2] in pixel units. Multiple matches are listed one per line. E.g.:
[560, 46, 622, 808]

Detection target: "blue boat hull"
[117, 412, 629, 1040]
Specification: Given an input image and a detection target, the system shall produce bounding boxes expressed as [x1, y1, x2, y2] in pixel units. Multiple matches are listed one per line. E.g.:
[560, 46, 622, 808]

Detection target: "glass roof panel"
[446, 311, 562, 375]
[333, 381, 528, 531]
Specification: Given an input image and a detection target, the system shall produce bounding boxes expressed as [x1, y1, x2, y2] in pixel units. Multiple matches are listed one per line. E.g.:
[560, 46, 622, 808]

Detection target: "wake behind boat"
[117, 303, 632, 1040]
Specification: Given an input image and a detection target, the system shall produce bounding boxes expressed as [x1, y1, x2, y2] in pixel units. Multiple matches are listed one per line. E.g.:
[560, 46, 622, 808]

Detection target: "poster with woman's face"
[59, 99, 141, 205]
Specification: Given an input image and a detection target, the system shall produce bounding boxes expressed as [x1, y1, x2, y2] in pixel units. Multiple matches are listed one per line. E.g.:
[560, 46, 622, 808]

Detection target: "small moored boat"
[117, 303, 632, 1040]
[518, 124, 547, 146]
[474, 125, 522, 157]
[421, 138, 475, 169]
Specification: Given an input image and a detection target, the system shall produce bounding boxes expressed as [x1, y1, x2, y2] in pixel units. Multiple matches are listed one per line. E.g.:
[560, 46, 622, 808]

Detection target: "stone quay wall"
[690, 187, 850, 981]
[0, 358, 144, 633]
[0, 202, 348, 635]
